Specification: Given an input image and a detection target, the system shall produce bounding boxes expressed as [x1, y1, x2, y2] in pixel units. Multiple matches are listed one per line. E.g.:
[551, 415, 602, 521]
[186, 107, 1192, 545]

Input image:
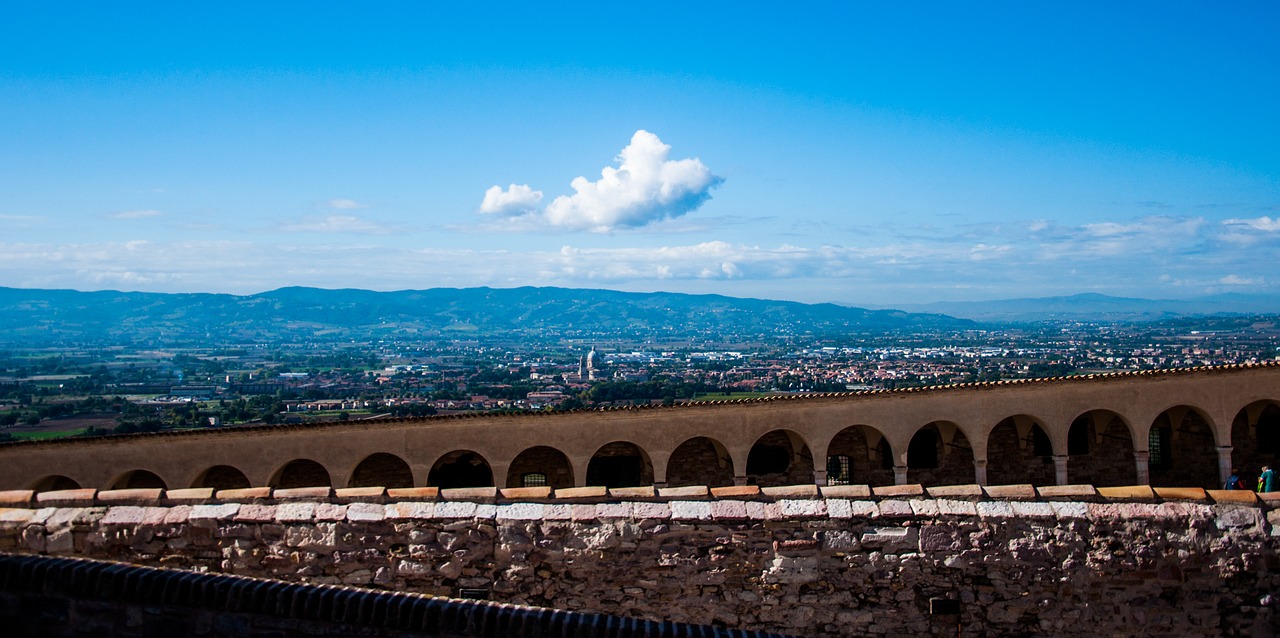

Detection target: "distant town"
[2, 312, 1277, 441]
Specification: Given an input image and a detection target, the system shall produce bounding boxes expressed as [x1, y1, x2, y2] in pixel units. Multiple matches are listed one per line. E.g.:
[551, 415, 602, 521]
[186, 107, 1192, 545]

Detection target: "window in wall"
[522, 472, 547, 487]
[1068, 419, 1090, 455]
[826, 455, 851, 485]
[1149, 427, 1172, 470]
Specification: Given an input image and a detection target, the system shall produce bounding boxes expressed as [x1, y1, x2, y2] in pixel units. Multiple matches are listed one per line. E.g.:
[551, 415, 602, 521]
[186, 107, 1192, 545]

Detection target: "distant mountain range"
[879, 292, 1280, 322]
[0, 286, 968, 346]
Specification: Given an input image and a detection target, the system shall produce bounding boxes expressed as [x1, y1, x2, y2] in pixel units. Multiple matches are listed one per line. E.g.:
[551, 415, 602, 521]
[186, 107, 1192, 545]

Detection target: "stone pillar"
[1134, 451, 1150, 485]
[734, 475, 749, 487]
[893, 465, 909, 485]
[653, 481, 668, 489]
[1216, 446, 1234, 488]
[1052, 455, 1069, 486]
[812, 469, 828, 486]
[973, 459, 988, 486]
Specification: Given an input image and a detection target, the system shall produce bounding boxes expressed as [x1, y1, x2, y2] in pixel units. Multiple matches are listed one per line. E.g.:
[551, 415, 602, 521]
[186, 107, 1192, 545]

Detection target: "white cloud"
[278, 214, 391, 234]
[327, 199, 369, 210]
[110, 210, 163, 220]
[1220, 274, 1264, 285]
[477, 130, 722, 232]
[1224, 216, 1280, 232]
[479, 184, 543, 216]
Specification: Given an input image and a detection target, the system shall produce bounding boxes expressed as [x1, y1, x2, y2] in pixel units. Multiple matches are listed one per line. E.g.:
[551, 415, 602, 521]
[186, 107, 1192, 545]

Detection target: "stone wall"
[1, 483, 1279, 636]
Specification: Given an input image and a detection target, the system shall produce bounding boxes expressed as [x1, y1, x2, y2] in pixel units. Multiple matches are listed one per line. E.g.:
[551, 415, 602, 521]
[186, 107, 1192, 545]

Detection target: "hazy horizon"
[3, 3, 1278, 306]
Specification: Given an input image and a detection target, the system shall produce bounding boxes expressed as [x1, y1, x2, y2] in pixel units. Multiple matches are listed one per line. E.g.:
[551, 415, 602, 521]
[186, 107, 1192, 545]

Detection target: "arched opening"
[271, 459, 332, 489]
[349, 453, 415, 489]
[906, 422, 974, 486]
[666, 437, 735, 487]
[745, 430, 814, 487]
[986, 416, 1055, 486]
[1230, 400, 1280, 489]
[505, 446, 574, 489]
[30, 475, 80, 493]
[1067, 410, 1136, 486]
[826, 425, 894, 487]
[109, 470, 167, 490]
[586, 441, 653, 488]
[1146, 405, 1218, 488]
[428, 450, 493, 489]
[191, 465, 251, 490]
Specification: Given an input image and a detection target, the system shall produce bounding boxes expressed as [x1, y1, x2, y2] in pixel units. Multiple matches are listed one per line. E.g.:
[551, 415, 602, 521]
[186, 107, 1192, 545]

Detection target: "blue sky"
[2, 2, 1278, 305]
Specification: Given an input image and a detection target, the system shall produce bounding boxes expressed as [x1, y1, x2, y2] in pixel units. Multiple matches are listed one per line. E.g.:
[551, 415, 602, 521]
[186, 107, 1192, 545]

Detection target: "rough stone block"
[473, 504, 497, 519]
[710, 500, 749, 520]
[596, 502, 633, 519]
[710, 485, 760, 498]
[877, 500, 914, 517]
[825, 499, 852, 519]
[162, 505, 192, 524]
[1207, 489, 1259, 505]
[926, 484, 982, 499]
[543, 504, 572, 520]
[1088, 503, 1163, 520]
[434, 501, 478, 519]
[609, 486, 655, 499]
[1154, 487, 1208, 501]
[935, 499, 978, 517]
[632, 502, 672, 519]
[779, 499, 827, 517]
[275, 502, 316, 522]
[909, 499, 941, 517]
[101, 506, 148, 526]
[500, 487, 552, 500]
[670, 501, 713, 520]
[555, 486, 608, 500]
[820, 485, 871, 499]
[1096, 485, 1155, 501]
[919, 524, 969, 552]
[314, 503, 348, 521]
[762, 485, 820, 499]
[216, 487, 271, 501]
[1036, 485, 1098, 500]
[384, 502, 434, 520]
[0, 509, 35, 524]
[234, 504, 277, 523]
[822, 529, 859, 552]
[657, 486, 708, 499]
[847, 500, 880, 518]
[860, 526, 919, 550]
[975, 501, 1016, 519]
[983, 484, 1036, 500]
[140, 507, 170, 525]
[273, 487, 332, 500]
[441, 487, 497, 501]
[1049, 502, 1089, 519]
[1216, 506, 1263, 530]
[0, 491, 34, 507]
[570, 504, 597, 521]
[36, 489, 98, 507]
[28, 507, 59, 525]
[189, 503, 241, 521]
[873, 484, 924, 498]
[386, 487, 438, 500]
[334, 487, 385, 502]
[1010, 501, 1055, 518]
[165, 488, 215, 504]
[496, 503, 545, 520]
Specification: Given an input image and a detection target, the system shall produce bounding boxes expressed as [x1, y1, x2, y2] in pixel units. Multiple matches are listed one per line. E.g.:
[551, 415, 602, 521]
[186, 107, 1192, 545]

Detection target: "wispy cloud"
[327, 199, 370, 210]
[109, 209, 163, 220]
[278, 214, 391, 234]
[476, 130, 723, 233]
[1224, 216, 1280, 232]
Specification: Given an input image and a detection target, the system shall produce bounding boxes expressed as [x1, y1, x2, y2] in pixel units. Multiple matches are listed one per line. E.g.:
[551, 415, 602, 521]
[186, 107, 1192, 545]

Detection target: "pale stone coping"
[5, 483, 1280, 509]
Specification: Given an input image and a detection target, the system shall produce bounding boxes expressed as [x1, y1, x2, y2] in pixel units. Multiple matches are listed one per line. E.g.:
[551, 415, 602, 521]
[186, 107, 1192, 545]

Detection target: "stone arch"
[505, 446, 574, 489]
[586, 441, 653, 488]
[1147, 405, 1219, 488]
[746, 429, 814, 487]
[428, 450, 493, 489]
[1230, 400, 1280, 488]
[30, 475, 80, 492]
[1067, 410, 1136, 486]
[826, 425, 894, 487]
[986, 415, 1055, 486]
[270, 459, 332, 489]
[348, 453, 415, 489]
[190, 465, 252, 490]
[665, 437, 735, 488]
[109, 469, 167, 490]
[906, 421, 973, 487]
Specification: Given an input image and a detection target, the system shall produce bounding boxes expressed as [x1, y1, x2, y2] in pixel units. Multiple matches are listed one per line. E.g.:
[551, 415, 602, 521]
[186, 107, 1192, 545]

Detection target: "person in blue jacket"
[1226, 468, 1244, 490]
[1257, 465, 1275, 493]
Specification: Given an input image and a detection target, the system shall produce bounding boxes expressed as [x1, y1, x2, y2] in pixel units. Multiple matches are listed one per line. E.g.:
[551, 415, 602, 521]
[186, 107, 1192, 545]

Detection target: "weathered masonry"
[2, 363, 1278, 494]
[0, 484, 1277, 636]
